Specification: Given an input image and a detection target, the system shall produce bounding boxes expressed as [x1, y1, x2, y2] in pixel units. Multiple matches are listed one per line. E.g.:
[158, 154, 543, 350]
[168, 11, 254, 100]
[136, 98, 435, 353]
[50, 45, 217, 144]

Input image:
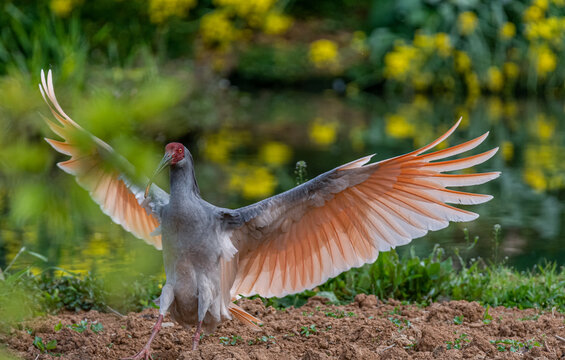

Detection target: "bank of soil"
[3, 296, 565, 359]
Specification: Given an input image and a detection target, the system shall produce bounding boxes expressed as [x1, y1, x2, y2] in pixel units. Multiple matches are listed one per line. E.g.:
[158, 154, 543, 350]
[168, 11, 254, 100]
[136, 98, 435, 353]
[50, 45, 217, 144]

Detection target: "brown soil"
[3, 296, 565, 359]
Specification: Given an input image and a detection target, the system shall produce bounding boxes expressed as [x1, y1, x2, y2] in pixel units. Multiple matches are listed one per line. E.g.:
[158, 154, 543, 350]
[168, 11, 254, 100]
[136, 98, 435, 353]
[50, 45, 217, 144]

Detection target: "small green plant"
[67, 319, 103, 334]
[388, 317, 411, 331]
[325, 310, 356, 318]
[249, 335, 276, 346]
[33, 336, 57, 353]
[90, 322, 104, 334]
[446, 333, 471, 350]
[300, 324, 317, 336]
[453, 315, 463, 325]
[388, 307, 401, 315]
[301, 311, 313, 317]
[483, 305, 493, 324]
[490, 339, 541, 352]
[53, 321, 62, 332]
[219, 335, 241, 346]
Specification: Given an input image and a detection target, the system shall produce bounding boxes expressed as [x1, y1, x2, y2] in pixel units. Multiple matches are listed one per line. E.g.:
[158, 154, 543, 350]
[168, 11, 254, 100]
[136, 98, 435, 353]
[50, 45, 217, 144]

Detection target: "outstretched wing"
[229, 120, 499, 298]
[40, 69, 168, 249]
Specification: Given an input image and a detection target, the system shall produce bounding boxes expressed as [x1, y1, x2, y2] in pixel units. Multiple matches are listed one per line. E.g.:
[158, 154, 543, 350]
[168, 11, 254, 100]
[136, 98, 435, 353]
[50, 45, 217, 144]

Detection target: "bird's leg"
[122, 284, 174, 360]
[121, 315, 163, 360]
[192, 320, 203, 350]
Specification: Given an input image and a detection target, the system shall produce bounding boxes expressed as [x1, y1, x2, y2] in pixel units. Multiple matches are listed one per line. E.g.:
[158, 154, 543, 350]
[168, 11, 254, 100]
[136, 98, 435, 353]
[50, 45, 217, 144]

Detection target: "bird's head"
[165, 142, 186, 165]
[144, 142, 189, 198]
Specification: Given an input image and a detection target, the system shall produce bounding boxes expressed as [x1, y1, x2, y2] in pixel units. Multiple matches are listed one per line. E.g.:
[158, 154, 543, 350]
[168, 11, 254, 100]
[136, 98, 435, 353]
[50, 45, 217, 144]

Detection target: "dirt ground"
[3, 296, 565, 359]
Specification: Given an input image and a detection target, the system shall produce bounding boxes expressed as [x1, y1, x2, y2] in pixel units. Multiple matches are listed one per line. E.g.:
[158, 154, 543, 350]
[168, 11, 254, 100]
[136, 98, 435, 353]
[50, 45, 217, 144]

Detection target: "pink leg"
[122, 314, 164, 360]
[192, 321, 203, 350]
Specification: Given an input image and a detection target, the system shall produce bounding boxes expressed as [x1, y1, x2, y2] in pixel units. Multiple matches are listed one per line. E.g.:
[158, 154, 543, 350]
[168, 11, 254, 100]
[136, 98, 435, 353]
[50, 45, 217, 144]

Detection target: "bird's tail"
[228, 303, 262, 330]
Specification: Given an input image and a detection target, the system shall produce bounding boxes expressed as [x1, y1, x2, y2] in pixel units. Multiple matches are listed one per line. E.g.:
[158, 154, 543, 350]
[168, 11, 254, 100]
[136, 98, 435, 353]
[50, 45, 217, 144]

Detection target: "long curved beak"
[144, 152, 172, 198]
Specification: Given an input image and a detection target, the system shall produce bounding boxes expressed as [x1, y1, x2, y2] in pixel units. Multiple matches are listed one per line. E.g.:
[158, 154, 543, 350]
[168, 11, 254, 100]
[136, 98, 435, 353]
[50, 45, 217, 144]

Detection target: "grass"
[2, 225, 565, 331]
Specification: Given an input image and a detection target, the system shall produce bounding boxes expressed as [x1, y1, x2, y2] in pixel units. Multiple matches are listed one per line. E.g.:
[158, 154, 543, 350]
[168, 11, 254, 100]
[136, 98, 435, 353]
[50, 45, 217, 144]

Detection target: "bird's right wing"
[40, 70, 169, 249]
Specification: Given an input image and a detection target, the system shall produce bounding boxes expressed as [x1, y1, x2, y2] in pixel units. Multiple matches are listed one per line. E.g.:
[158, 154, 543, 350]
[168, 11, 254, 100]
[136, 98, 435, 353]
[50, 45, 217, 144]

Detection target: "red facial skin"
[165, 142, 185, 165]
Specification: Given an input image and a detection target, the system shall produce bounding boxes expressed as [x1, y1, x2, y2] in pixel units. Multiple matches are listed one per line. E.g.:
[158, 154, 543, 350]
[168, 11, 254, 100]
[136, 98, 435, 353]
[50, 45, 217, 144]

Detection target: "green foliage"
[33, 336, 57, 353]
[453, 315, 464, 325]
[446, 333, 471, 350]
[300, 324, 317, 336]
[388, 317, 411, 331]
[219, 335, 241, 346]
[490, 338, 541, 352]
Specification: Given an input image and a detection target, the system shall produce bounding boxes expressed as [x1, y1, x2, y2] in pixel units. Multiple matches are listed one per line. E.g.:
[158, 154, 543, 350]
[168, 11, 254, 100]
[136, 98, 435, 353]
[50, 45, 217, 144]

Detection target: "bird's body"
[39, 69, 500, 359]
[160, 158, 236, 333]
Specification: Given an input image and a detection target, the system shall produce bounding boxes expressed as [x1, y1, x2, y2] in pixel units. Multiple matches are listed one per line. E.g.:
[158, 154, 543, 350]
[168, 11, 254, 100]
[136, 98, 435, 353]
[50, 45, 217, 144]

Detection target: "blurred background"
[0, 0, 564, 283]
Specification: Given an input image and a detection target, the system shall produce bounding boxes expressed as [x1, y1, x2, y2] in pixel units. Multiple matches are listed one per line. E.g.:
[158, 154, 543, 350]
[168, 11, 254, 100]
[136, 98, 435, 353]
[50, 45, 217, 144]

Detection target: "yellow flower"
[434, 33, 452, 58]
[259, 141, 292, 166]
[242, 167, 277, 199]
[308, 39, 339, 70]
[149, 0, 197, 24]
[383, 44, 419, 80]
[499, 22, 516, 39]
[535, 114, 555, 139]
[524, 167, 547, 191]
[385, 114, 415, 139]
[309, 118, 338, 146]
[533, 46, 557, 77]
[50, 0, 76, 17]
[454, 51, 472, 73]
[458, 12, 478, 35]
[534, 0, 549, 10]
[413, 31, 434, 51]
[501, 141, 514, 162]
[263, 12, 293, 35]
[503, 62, 520, 79]
[229, 164, 277, 199]
[200, 10, 238, 47]
[524, 5, 544, 23]
[487, 67, 504, 93]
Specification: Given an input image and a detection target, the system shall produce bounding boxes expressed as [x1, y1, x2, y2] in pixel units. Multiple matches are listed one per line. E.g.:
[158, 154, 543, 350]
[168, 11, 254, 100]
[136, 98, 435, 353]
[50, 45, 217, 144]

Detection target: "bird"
[39, 69, 499, 359]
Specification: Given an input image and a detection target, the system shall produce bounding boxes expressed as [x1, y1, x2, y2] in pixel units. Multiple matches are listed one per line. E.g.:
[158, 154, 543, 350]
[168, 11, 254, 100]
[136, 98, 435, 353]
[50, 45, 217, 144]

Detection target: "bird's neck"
[169, 163, 200, 202]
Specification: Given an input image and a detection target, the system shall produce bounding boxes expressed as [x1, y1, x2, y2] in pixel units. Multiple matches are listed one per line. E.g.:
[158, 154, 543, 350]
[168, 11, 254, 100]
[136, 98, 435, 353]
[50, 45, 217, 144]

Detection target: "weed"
[325, 310, 356, 318]
[33, 336, 57, 353]
[301, 311, 313, 317]
[67, 319, 103, 334]
[300, 325, 317, 336]
[249, 335, 276, 346]
[388, 317, 411, 331]
[446, 333, 471, 350]
[54, 321, 62, 332]
[453, 315, 463, 325]
[219, 335, 241, 346]
[483, 305, 493, 324]
[490, 338, 541, 352]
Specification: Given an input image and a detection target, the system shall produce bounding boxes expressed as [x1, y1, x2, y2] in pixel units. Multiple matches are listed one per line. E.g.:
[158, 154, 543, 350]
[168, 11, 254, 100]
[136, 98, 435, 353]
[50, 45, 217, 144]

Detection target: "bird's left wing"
[228, 120, 499, 298]
[40, 70, 168, 249]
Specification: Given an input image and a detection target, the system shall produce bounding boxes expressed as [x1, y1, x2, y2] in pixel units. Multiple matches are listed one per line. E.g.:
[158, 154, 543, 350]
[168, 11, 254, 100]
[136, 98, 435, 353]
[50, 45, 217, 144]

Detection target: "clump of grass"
[219, 335, 241, 346]
[300, 324, 317, 336]
[490, 338, 541, 352]
[446, 333, 471, 350]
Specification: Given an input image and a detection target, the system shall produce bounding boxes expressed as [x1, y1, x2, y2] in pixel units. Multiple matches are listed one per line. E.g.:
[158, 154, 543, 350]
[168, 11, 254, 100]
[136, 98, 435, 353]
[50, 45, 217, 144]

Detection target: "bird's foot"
[121, 345, 154, 360]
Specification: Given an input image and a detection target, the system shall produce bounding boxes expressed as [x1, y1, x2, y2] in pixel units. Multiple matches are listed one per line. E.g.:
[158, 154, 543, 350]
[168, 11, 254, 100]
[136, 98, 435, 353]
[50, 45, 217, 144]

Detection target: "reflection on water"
[2, 90, 565, 275]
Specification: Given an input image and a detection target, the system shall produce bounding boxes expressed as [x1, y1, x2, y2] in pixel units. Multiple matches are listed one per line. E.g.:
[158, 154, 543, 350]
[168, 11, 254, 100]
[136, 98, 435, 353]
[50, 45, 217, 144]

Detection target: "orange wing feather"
[231, 119, 499, 298]
[40, 70, 163, 249]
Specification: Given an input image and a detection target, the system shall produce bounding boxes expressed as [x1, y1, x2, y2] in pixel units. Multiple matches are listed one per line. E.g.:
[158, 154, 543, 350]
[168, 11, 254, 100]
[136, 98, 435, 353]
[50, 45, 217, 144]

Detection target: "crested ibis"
[39, 69, 499, 359]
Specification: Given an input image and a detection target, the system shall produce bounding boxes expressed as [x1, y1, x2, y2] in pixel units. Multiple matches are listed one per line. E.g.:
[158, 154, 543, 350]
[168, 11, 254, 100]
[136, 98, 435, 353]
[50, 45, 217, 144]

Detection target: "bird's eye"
[177, 148, 182, 153]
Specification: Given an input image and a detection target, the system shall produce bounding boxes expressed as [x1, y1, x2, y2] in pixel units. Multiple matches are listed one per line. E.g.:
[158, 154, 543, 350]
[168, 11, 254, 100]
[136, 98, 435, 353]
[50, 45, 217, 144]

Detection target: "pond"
[2, 85, 565, 277]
